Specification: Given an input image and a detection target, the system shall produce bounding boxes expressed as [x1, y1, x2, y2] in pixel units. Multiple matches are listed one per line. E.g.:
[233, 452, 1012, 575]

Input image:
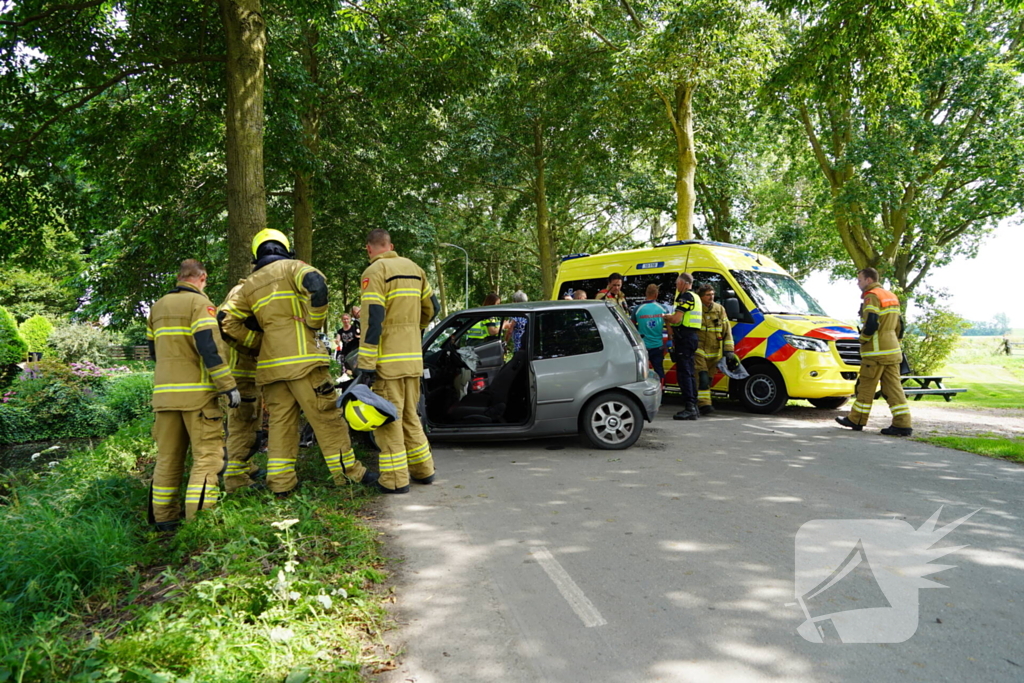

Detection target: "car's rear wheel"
[737, 364, 788, 414]
[808, 396, 849, 410]
[581, 393, 643, 450]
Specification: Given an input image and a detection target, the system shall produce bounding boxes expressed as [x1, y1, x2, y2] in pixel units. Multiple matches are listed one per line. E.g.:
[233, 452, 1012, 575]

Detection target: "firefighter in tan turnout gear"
[147, 259, 241, 532]
[219, 281, 265, 493]
[694, 284, 739, 415]
[356, 229, 440, 494]
[220, 229, 378, 496]
[836, 267, 913, 436]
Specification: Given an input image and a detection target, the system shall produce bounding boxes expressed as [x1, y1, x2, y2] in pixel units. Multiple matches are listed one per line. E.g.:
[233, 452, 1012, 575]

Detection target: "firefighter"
[663, 273, 702, 420]
[694, 284, 739, 415]
[595, 272, 629, 317]
[147, 259, 240, 531]
[218, 281, 265, 493]
[356, 228, 440, 493]
[836, 267, 913, 436]
[220, 228, 377, 496]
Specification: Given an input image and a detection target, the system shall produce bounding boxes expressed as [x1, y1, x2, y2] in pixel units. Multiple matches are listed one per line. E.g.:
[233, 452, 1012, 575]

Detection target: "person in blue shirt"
[631, 283, 670, 383]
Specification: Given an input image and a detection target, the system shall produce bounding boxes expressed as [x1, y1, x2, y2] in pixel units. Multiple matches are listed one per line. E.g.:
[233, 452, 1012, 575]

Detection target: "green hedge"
[18, 314, 54, 354]
[0, 306, 27, 389]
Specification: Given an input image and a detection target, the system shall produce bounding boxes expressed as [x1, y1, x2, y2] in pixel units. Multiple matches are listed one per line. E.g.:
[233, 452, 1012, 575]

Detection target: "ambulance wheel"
[738, 364, 788, 414]
[581, 392, 643, 450]
[808, 397, 848, 410]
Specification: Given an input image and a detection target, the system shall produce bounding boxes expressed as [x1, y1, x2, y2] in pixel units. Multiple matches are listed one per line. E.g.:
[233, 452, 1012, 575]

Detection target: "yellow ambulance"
[552, 240, 860, 413]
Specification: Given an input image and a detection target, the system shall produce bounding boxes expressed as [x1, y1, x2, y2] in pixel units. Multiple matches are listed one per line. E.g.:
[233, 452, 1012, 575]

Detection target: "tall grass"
[0, 417, 387, 683]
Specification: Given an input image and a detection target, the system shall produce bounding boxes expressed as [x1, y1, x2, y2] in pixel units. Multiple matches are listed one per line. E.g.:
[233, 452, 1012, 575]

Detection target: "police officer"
[694, 284, 739, 415]
[356, 228, 440, 493]
[220, 229, 377, 496]
[465, 292, 501, 345]
[147, 259, 240, 531]
[663, 273, 702, 421]
[218, 281, 265, 493]
[836, 268, 913, 436]
[595, 273, 629, 317]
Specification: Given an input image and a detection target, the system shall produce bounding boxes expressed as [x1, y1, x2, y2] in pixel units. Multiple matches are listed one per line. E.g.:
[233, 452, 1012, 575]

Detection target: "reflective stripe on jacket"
[697, 302, 734, 359]
[859, 286, 903, 364]
[147, 282, 235, 411]
[358, 251, 439, 379]
[220, 260, 331, 385]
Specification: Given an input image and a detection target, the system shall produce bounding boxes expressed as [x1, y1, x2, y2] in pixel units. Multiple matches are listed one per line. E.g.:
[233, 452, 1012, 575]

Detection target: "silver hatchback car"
[420, 300, 661, 449]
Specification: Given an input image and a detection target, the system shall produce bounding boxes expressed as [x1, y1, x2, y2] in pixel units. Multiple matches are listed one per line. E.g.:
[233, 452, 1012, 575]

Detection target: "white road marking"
[530, 546, 607, 628]
[743, 423, 796, 437]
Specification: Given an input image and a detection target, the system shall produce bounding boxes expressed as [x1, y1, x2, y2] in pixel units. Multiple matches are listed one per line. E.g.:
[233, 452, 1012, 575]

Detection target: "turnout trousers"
[223, 382, 262, 493]
[263, 366, 367, 494]
[849, 360, 912, 428]
[694, 353, 721, 407]
[671, 334, 699, 404]
[373, 376, 434, 491]
[149, 399, 226, 523]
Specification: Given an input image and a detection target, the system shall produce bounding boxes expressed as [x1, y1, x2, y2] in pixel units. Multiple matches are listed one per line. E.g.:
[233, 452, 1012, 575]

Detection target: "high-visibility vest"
[671, 290, 703, 329]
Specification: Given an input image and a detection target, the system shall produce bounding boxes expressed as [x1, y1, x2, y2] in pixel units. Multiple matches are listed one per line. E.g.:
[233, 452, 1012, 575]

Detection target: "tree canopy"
[1, 0, 1022, 320]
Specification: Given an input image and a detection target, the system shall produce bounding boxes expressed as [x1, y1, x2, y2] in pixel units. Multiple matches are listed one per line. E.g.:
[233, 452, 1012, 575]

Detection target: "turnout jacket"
[147, 282, 236, 411]
[697, 302, 734, 360]
[358, 250, 439, 379]
[859, 286, 904, 364]
[218, 282, 260, 386]
[220, 259, 331, 386]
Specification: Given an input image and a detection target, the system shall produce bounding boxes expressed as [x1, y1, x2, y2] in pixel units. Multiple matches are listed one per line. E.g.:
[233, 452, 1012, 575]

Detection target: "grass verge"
[917, 435, 1024, 464]
[0, 417, 390, 682]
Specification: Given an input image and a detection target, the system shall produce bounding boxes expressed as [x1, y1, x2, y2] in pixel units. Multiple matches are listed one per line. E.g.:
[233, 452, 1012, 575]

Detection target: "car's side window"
[533, 309, 603, 360]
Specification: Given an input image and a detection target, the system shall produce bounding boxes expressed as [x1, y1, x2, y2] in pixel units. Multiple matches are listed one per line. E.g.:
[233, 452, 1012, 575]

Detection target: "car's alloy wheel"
[582, 393, 643, 450]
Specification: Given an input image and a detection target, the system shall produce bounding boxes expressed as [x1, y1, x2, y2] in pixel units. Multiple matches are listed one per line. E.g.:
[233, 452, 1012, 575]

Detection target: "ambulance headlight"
[783, 334, 829, 353]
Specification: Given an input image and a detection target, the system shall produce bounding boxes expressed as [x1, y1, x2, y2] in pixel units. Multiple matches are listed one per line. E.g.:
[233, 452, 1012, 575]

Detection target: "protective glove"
[354, 368, 377, 387]
[223, 388, 242, 409]
[725, 352, 740, 372]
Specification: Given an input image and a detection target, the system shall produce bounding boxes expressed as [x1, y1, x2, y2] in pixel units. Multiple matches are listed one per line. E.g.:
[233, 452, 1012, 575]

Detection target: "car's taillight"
[635, 346, 647, 382]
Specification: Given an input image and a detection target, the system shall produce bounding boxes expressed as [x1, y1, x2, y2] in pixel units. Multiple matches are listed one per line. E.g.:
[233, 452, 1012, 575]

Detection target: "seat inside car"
[447, 350, 529, 424]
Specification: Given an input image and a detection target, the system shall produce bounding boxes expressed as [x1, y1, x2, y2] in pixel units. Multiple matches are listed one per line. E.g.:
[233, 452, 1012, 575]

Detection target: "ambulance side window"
[692, 271, 749, 322]
[691, 271, 727, 301]
[560, 278, 606, 300]
[623, 273, 678, 308]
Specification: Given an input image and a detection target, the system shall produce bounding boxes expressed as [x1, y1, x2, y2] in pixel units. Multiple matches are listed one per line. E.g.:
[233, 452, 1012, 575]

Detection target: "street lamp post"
[440, 242, 469, 309]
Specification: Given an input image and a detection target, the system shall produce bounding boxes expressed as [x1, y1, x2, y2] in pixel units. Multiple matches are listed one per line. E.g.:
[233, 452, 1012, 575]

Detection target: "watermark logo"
[792, 506, 979, 644]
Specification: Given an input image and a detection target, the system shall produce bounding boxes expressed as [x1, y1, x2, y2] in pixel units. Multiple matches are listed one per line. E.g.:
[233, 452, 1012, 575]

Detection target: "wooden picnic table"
[875, 375, 967, 402]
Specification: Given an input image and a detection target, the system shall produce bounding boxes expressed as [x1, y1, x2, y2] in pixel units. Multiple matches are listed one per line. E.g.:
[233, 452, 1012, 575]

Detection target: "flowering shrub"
[0, 359, 156, 444]
[69, 361, 131, 378]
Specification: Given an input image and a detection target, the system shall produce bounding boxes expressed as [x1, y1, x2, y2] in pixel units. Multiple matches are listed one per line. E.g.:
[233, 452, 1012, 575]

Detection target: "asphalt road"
[378, 404, 1024, 683]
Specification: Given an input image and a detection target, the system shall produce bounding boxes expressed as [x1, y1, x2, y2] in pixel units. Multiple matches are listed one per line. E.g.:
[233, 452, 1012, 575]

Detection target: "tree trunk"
[533, 120, 556, 298]
[292, 26, 320, 264]
[433, 250, 449, 318]
[219, 0, 267, 285]
[674, 83, 697, 241]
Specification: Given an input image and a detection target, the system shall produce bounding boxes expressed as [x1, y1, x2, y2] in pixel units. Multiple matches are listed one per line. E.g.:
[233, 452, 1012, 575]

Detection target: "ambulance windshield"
[731, 270, 827, 317]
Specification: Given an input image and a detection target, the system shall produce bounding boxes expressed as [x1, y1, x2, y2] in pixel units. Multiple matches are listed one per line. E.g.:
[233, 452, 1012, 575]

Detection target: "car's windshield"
[730, 270, 827, 316]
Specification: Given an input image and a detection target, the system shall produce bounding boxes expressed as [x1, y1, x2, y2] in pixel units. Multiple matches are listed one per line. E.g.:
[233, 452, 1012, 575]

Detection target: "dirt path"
[782, 401, 1024, 439]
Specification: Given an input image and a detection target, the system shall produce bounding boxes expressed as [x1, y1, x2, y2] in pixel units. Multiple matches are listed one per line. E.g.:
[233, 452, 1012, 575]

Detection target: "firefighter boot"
[835, 416, 864, 431]
[880, 426, 913, 437]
